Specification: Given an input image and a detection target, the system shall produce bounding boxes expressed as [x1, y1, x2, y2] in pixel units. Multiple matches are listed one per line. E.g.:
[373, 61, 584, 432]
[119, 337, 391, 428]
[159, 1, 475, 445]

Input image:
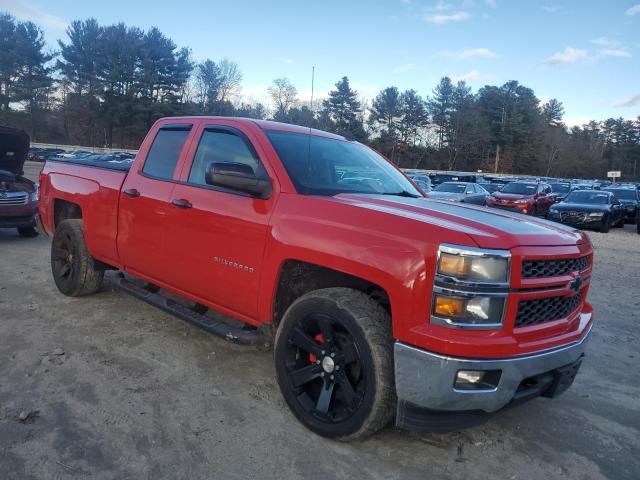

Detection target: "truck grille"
[0, 192, 29, 205]
[515, 292, 582, 327]
[522, 255, 589, 278]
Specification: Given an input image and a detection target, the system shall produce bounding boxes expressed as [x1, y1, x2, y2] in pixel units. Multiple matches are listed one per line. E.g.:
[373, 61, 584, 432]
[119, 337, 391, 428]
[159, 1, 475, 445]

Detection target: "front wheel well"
[272, 260, 391, 331]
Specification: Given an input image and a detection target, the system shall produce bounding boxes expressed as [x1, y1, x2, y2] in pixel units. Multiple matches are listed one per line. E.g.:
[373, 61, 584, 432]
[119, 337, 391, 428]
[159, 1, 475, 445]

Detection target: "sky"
[1, 0, 639, 125]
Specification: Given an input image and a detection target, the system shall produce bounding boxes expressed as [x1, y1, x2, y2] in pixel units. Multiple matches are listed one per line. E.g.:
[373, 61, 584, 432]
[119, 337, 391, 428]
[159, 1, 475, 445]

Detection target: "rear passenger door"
[118, 123, 193, 281]
[162, 123, 277, 320]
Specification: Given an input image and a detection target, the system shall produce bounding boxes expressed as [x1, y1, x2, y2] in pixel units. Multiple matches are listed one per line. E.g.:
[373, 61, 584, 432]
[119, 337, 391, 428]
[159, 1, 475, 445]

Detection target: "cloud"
[625, 4, 640, 16]
[393, 63, 417, 74]
[450, 70, 494, 82]
[591, 36, 621, 47]
[615, 94, 640, 107]
[0, 0, 67, 31]
[565, 117, 591, 127]
[541, 5, 560, 13]
[544, 47, 587, 65]
[483, 0, 497, 8]
[280, 57, 294, 65]
[597, 49, 631, 58]
[425, 11, 470, 24]
[429, 1, 454, 11]
[438, 47, 497, 59]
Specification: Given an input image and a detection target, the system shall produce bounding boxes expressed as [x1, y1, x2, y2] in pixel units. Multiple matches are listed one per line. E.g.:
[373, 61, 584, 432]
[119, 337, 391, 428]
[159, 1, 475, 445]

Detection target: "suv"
[0, 127, 39, 237]
[486, 181, 556, 216]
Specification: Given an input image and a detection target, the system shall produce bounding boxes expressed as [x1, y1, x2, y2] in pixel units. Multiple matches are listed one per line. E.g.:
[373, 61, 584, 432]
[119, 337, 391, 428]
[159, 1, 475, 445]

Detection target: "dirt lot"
[1, 164, 639, 479]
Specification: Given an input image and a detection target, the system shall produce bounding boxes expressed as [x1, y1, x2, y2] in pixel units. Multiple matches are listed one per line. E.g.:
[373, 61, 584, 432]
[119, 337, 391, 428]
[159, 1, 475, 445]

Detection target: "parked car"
[427, 181, 489, 205]
[486, 181, 556, 216]
[33, 148, 65, 162]
[39, 117, 594, 439]
[549, 182, 574, 202]
[548, 190, 625, 233]
[603, 187, 639, 224]
[478, 182, 503, 194]
[57, 149, 93, 159]
[405, 173, 432, 192]
[0, 127, 39, 237]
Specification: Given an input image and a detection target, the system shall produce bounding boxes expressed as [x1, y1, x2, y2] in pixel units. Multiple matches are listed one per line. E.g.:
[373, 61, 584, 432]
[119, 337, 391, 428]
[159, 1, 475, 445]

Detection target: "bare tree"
[218, 58, 242, 101]
[268, 77, 298, 116]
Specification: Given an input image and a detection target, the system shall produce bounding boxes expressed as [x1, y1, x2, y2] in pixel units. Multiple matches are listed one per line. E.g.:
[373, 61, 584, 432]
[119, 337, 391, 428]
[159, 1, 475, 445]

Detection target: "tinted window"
[267, 131, 421, 196]
[605, 189, 636, 200]
[142, 128, 191, 179]
[189, 129, 261, 186]
[500, 183, 537, 195]
[565, 191, 610, 204]
[435, 182, 466, 193]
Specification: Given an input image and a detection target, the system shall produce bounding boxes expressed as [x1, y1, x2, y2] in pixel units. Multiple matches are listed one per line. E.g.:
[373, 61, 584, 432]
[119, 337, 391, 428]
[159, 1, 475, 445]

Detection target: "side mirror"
[205, 162, 272, 199]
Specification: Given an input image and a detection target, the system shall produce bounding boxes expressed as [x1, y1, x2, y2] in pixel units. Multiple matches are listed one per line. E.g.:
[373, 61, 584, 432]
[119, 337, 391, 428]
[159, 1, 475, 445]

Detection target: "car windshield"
[565, 191, 609, 204]
[434, 182, 466, 193]
[605, 189, 635, 200]
[550, 183, 571, 194]
[500, 183, 537, 195]
[266, 131, 422, 197]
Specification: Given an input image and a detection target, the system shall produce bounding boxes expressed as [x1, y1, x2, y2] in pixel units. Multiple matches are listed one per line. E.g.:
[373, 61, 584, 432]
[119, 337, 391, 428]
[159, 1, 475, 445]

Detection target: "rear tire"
[274, 287, 396, 440]
[51, 219, 104, 296]
[17, 226, 38, 237]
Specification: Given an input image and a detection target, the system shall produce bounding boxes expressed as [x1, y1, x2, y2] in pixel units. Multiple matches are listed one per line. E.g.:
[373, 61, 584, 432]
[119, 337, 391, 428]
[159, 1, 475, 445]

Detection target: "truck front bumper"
[394, 324, 591, 432]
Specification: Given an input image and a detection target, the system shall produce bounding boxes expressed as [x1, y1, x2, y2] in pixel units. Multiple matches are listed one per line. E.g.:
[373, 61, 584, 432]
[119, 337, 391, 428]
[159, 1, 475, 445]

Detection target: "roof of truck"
[161, 116, 346, 141]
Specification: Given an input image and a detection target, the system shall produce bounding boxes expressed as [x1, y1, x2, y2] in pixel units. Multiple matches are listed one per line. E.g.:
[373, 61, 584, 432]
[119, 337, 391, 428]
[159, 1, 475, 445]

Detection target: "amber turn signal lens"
[439, 253, 468, 277]
[434, 295, 465, 317]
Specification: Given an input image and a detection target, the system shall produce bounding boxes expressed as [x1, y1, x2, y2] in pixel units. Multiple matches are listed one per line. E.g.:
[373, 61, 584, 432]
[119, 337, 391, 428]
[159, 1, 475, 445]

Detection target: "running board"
[114, 274, 261, 345]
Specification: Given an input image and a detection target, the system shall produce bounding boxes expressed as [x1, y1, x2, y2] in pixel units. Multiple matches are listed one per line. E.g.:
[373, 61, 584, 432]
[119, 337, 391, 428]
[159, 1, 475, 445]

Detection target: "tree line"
[1, 13, 638, 179]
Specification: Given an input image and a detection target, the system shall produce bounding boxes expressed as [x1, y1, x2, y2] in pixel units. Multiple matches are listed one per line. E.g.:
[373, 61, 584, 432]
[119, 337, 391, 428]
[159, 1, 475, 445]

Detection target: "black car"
[604, 187, 639, 224]
[427, 181, 489, 205]
[548, 182, 574, 202]
[548, 190, 626, 233]
[34, 148, 65, 162]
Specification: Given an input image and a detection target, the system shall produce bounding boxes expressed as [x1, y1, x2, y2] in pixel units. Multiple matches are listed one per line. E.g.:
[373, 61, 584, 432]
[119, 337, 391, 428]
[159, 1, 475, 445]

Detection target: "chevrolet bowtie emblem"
[569, 276, 583, 294]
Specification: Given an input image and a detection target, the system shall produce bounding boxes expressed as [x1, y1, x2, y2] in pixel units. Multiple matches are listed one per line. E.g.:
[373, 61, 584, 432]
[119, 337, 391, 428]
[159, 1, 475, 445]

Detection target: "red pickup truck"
[39, 117, 593, 439]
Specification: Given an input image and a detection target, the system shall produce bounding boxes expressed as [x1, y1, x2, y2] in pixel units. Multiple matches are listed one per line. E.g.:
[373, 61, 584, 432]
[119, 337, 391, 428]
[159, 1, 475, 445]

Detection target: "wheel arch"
[271, 259, 392, 332]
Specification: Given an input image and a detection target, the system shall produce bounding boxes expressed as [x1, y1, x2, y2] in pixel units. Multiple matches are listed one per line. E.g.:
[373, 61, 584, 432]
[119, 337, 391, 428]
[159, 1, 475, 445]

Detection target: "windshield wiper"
[379, 190, 422, 198]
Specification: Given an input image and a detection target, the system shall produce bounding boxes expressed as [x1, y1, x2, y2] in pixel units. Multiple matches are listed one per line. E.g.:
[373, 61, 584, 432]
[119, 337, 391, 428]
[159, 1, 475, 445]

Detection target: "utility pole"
[494, 144, 500, 173]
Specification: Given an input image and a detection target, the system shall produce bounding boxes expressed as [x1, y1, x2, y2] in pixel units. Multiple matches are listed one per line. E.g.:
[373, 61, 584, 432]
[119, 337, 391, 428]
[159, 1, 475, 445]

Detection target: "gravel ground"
[0, 163, 639, 479]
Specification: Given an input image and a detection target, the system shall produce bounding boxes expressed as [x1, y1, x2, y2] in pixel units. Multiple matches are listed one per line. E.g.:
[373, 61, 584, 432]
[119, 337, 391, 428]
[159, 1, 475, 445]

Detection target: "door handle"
[123, 188, 140, 198]
[171, 198, 192, 209]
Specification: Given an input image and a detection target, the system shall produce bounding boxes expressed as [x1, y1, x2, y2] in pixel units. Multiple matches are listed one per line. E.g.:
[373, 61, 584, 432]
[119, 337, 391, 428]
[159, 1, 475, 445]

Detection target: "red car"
[486, 181, 557, 216]
[38, 117, 593, 439]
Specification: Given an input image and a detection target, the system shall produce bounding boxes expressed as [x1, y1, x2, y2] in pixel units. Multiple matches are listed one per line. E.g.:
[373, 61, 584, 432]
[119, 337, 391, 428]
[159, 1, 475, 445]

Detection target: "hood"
[428, 191, 463, 201]
[0, 127, 30, 175]
[492, 192, 533, 201]
[552, 202, 610, 213]
[336, 194, 586, 249]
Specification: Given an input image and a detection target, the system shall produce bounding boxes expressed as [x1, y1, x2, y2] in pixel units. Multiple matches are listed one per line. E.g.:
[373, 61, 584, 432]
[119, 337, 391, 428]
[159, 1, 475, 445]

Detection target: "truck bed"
[39, 159, 128, 268]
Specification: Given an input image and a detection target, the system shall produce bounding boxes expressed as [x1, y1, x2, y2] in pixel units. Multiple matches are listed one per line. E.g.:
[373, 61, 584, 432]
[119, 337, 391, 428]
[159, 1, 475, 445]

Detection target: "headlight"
[32, 184, 39, 202]
[514, 199, 529, 204]
[437, 244, 510, 285]
[588, 212, 604, 218]
[431, 290, 506, 328]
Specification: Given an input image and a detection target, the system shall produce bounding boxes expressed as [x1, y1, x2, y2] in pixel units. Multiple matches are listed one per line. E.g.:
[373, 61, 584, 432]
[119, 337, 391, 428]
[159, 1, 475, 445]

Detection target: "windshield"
[605, 189, 635, 200]
[565, 191, 610, 204]
[549, 183, 571, 194]
[266, 131, 421, 197]
[435, 182, 466, 193]
[500, 183, 537, 195]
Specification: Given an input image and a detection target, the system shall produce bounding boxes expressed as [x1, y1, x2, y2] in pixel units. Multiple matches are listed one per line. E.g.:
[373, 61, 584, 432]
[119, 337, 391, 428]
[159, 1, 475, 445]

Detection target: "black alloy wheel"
[274, 288, 395, 440]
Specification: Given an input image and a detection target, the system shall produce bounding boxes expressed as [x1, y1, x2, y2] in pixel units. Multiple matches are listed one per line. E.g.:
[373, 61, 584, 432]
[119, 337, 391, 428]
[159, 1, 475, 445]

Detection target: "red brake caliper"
[308, 334, 324, 364]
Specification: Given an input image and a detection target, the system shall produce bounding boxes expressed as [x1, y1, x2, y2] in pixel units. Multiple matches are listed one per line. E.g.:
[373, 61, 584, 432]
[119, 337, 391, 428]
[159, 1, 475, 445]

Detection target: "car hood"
[428, 191, 464, 201]
[336, 194, 586, 249]
[491, 192, 533, 201]
[552, 202, 610, 213]
[0, 127, 30, 175]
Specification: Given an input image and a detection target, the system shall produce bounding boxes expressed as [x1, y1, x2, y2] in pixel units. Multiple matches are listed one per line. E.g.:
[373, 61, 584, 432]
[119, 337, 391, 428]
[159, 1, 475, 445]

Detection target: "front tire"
[274, 288, 396, 440]
[51, 219, 104, 296]
[599, 215, 610, 233]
